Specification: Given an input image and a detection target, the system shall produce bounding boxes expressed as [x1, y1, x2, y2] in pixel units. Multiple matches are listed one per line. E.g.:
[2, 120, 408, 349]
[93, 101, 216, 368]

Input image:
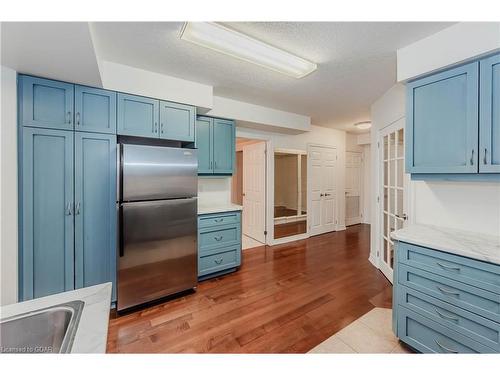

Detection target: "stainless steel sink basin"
[0, 300, 84, 353]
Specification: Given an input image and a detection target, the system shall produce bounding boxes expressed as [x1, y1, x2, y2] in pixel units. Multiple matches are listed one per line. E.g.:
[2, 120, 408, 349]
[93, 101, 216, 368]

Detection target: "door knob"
[320, 193, 324, 197]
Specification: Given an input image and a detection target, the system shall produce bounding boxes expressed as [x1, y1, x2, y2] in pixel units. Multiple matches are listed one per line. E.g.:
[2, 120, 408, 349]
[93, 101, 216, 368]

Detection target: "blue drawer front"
[398, 306, 494, 353]
[199, 224, 241, 253]
[198, 211, 241, 228]
[399, 264, 500, 323]
[398, 286, 500, 350]
[398, 242, 500, 294]
[198, 246, 241, 277]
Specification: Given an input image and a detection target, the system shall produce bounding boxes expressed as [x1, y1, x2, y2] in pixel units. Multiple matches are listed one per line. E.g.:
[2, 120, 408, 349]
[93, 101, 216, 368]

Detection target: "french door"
[378, 119, 408, 282]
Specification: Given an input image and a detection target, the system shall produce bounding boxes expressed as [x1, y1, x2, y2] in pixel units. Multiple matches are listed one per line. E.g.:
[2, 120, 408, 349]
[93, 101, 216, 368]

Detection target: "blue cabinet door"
[21, 127, 74, 300]
[75, 85, 117, 134]
[406, 62, 479, 174]
[74, 132, 117, 301]
[159, 100, 195, 142]
[213, 118, 235, 174]
[480, 53, 500, 173]
[196, 116, 213, 173]
[20, 75, 74, 131]
[117, 93, 159, 138]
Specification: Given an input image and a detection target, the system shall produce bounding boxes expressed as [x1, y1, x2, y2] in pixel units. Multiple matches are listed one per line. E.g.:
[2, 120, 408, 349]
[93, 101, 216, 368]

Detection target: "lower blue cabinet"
[198, 211, 242, 279]
[393, 241, 500, 353]
[21, 127, 75, 300]
[20, 128, 117, 302]
[74, 132, 117, 300]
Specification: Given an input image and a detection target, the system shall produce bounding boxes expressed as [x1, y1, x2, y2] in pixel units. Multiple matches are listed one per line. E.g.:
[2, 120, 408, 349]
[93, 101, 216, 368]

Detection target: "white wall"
[370, 82, 500, 265]
[198, 178, 232, 207]
[0, 65, 18, 305]
[99, 60, 213, 110]
[397, 22, 500, 81]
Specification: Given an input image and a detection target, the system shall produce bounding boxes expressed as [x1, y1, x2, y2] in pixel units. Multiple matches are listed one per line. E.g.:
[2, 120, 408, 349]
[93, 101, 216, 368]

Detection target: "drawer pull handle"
[434, 308, 459, 322]
[437, 286, 460, 297]
[214, 236, 223, 241]
[214, 218, 223, 223]
[437, 262, 461, 272]
[214, 258, 223, 264]
[434, 339, 458, 354]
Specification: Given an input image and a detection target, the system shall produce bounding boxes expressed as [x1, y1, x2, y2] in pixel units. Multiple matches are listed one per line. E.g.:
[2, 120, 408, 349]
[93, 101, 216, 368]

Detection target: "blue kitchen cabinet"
[117, 93, 159, 138]
[406, 62, 479, 174]
[75, 85, 117, 134]
[213, 118, 236, 174]
[19, 75, 74, 131]
[393, 241, 500, 353]
[196, 116, 213, 173]
[159, 100, 196, 142]
[21, 127, 75, 300]
[198, 211, 242, 279]
[74, 132, 117, 300]
[479, 53, 500, 173]
[196, 116, 235, 175]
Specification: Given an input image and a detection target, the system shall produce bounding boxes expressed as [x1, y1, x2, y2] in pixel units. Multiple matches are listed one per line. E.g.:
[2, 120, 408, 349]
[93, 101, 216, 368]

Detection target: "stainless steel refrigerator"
[117, 143, 198, 311]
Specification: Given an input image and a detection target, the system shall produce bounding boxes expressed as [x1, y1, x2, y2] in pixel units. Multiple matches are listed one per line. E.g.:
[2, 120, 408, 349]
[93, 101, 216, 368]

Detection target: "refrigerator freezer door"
[121, 144, 197, 201]
[117, 197, 197, 311]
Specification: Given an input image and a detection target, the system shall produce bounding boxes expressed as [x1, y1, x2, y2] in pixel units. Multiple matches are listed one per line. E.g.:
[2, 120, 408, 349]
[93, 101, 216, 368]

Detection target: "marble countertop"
[391, 224, 500, 265]
[0, 283, 112, 353]
[198, 203, 243, 215]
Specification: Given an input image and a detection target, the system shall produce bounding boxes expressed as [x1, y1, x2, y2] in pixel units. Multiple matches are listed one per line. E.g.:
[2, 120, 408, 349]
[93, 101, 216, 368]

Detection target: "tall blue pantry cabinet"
[18, 75, 117, 301]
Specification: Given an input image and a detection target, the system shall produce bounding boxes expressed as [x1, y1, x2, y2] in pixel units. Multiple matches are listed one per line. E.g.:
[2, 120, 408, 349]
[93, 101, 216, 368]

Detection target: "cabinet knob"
[470, 149, 474, 165]
[484, 148, 488, 165]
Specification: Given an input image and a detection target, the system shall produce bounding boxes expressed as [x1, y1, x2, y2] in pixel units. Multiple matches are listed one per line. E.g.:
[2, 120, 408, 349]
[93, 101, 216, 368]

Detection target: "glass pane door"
[379, 123, 406, 282]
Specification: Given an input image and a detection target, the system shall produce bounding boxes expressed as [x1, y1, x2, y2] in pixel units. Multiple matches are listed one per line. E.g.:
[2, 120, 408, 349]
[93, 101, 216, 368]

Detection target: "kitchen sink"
[0, 300, 84, 354]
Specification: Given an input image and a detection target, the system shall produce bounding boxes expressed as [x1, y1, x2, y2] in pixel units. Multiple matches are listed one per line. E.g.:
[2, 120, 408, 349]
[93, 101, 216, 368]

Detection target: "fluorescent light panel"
[180, 22, 317, 79]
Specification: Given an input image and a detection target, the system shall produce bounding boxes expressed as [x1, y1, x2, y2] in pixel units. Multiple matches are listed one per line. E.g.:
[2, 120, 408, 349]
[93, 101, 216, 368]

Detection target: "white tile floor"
[308, 308, 413, 354]
[242, 234, 264, 250]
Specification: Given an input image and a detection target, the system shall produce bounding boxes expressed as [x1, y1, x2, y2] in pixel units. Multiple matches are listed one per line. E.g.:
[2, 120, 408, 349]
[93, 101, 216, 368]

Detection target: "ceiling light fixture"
[179, 22, 317, 79]
[354, 121, 372, 130]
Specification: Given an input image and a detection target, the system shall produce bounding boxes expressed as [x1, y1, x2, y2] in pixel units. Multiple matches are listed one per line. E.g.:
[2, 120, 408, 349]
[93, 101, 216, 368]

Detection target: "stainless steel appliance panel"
[117, 197, 197, 311]
[121, 144, 197, 201]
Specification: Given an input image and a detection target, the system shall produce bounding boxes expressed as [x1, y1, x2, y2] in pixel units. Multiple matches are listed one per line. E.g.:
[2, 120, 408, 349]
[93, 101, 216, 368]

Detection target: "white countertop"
[198, 203, 243, 215]
[0, 283, 112, 353]
[391, 224, 500, 265]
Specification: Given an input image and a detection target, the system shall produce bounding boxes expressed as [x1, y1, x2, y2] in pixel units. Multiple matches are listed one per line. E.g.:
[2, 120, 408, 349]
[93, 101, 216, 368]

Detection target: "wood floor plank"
[107, 224, 392, 353]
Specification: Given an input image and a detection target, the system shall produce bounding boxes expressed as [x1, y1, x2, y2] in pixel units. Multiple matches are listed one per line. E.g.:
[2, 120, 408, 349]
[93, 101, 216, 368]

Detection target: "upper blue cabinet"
[406, 53, 500, 178]
[75, 85, 117, 134]
[117, 93, 196, 142]
[479, 54, 500, 173]
[159, 100, 195, 142]
[406, 62, 479, 174]
[117, 93, 159, 138]
[196, 116, 235, 175]
[20, 76, 74, 131]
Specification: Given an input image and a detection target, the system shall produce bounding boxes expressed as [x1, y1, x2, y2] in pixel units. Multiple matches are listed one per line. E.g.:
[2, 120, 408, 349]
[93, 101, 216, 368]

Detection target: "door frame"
[307, 143, 338, 237]
[345, 150, 363, 227]
[235, 131, 272, 246]
[375, 118, 413, 282]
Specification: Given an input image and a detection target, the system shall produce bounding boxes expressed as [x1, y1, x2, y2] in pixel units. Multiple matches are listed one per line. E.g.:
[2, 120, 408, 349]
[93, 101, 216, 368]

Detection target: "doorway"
[308, 145, 337, 236]
[232, 137, 267, 249]
[345, 151, 363, 226]
[378, 119, 408, 282]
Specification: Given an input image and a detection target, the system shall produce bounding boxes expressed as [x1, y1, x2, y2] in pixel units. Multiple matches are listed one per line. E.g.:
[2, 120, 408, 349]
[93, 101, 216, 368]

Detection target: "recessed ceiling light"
[354, 121, 372, 130]
[180, 22, 317, 79]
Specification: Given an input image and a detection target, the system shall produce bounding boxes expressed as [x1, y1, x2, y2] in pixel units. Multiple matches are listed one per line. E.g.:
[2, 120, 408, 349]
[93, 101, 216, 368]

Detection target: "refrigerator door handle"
[118, 204, 124, 257]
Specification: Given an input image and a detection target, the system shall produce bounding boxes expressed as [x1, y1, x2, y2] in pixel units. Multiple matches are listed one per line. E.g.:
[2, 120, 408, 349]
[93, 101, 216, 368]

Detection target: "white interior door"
[378, 119, 408, 282]
[309, 145, 336, 236]
[243, 141, 266, 243]
[345, 151, 363, 226]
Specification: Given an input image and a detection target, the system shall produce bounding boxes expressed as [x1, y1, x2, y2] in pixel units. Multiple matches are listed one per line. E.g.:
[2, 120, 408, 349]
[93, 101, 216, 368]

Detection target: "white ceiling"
[91, 22, 453, 131]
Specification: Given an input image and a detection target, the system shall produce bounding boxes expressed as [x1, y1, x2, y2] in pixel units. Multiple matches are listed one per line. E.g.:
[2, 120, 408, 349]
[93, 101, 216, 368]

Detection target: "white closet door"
[309, 145, 336, 236]
[243, 142, 266, 243]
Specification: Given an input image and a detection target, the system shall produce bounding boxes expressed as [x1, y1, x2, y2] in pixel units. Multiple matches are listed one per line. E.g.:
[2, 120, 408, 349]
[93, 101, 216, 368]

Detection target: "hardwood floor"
[107, 224, 392, 353]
